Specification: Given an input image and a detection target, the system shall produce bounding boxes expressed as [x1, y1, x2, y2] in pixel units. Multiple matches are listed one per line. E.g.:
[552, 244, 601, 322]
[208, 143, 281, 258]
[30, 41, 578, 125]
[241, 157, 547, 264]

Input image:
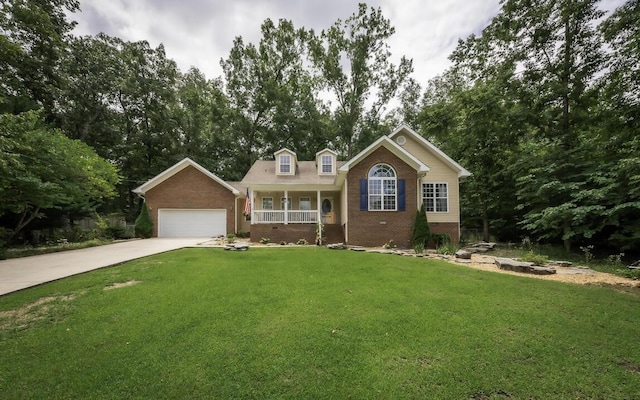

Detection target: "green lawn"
[1, 248, 639, 399]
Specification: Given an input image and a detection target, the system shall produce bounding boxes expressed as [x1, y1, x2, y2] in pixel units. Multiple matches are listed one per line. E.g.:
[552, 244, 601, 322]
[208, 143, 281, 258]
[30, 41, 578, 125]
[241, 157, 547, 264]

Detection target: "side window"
[422, 183, 448, 212]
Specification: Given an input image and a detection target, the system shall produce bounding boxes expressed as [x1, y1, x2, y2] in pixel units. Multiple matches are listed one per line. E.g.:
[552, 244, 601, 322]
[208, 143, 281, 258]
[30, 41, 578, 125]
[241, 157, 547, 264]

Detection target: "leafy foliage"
[134, 205, 153, 239]
[412, 204, 430, 253]
[0, 111, 120, 239]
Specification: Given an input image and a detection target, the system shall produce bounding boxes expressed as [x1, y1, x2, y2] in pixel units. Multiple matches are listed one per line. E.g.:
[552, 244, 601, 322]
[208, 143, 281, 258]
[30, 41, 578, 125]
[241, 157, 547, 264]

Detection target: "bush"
[260, 237, 270, 245]
[616, 268, 640, 280]
[134, 205, 153, 238]
[297, 238, 308, 245]
[226, 234, 236, 244]
[521, 250, 549, 266]
[412, 204, 430, 252]
[437, 242, 460, 255]
[431, 233, 451, 248]
[236, 231, 250, 239]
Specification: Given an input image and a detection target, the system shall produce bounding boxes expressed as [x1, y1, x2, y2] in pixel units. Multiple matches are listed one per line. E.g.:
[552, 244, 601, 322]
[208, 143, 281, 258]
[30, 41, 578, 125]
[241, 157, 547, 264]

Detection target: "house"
[132, 125, 471, 246]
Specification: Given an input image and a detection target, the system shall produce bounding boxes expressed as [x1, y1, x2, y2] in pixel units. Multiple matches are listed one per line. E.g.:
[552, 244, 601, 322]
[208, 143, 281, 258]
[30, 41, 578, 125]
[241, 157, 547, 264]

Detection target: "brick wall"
[429, 222, 460, 245]
[346, 147, 418, 248]
[144, 166, 236, 237]
[250, 224, 317, 244]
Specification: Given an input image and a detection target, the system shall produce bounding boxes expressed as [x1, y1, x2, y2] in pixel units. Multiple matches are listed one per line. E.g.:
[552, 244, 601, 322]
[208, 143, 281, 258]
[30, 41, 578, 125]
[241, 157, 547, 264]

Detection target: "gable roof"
[132, 158, 240, 196]
[241, 160, 347, 187]
[388, 124, 472, 178]
[337, 135, 430, 174]
[315, 148, 338, 156]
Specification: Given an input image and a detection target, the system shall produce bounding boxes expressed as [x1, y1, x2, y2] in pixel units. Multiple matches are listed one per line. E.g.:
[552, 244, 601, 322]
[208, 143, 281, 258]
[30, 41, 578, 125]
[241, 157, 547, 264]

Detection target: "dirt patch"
[103, 280, 141, 290]
[0, 294, 76, 330]
[452, 254, 639, 288]
[619, 359, 640, 373]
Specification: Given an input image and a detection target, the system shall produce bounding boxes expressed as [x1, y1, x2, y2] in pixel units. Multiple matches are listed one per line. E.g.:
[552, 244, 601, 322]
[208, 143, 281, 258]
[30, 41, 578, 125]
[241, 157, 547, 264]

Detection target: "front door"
[321, 197, 335, 224]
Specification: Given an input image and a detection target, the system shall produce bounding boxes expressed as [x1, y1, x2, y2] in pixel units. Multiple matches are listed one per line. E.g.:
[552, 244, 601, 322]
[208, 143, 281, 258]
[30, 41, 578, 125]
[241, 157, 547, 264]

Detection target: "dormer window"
[321, 155, 333, 174]
[275, 149, 296, 176]
[316, 148, 337, 175]
[279, 154, 291, 174]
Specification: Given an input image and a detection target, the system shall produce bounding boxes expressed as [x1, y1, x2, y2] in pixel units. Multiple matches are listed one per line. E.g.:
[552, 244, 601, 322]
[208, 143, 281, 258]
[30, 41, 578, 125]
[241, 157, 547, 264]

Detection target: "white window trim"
[262, 197, 274, 210]
[368, 164, 397, 212]
[299, 197, 311, 210]
[422, 182, 449, 213]
[320, 154, 334, 175]
[278, 154, 294, 175]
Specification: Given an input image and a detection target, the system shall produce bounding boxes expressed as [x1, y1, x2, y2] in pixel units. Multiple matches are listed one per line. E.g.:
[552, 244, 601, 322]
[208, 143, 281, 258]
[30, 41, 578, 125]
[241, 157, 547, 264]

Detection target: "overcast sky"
[70, 0, 626, 85]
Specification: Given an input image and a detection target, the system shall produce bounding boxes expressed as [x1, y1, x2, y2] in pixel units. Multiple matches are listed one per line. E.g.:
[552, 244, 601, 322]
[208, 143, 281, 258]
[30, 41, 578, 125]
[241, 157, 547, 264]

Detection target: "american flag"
[243, 188, 251, 216]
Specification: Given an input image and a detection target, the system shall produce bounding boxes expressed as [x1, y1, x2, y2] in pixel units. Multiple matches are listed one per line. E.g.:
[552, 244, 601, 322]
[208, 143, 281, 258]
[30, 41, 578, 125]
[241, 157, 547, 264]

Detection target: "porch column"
[284, 190, 288, 225]
[317, 190, 321, 224]
[250, 189, 254, 225]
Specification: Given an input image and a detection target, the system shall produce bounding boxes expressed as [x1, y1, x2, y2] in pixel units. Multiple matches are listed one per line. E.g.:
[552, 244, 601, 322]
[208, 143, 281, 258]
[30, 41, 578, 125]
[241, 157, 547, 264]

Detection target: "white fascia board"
[132, 158, 240, 195]
[389, 124, 472, 177]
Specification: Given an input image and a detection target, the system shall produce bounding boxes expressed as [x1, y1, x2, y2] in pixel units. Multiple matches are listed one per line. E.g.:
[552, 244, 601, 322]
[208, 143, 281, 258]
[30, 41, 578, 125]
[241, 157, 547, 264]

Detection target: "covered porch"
[250, 190, 340, 225]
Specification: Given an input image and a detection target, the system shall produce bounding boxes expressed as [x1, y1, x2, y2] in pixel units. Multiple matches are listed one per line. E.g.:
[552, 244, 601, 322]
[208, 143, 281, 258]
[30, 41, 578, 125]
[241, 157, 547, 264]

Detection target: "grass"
[1, 248, 639, 399]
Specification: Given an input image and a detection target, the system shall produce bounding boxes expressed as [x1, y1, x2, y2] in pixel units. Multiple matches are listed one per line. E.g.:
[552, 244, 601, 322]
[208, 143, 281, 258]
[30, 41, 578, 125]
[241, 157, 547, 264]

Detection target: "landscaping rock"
[224, 243, 249, 251]
[494, 257, 556, 275]
[327, 243, 347, 250]
[547, 260, 573, 268]
[350, 246, 366, 252]
[455, 250, 472, 259]
[628, 260, 640, 270]
[469, 241, 496, 250]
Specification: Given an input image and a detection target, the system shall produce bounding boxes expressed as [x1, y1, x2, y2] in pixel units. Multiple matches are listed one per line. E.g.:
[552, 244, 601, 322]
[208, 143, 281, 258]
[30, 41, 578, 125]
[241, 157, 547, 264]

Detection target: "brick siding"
[346, 147, 418, 248]
[144, 166, 236, 237]
[429, 222, 460, 245]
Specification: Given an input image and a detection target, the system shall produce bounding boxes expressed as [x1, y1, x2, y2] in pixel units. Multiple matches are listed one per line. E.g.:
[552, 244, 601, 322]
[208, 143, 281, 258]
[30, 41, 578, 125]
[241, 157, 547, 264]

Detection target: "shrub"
[297, 238, 308, 245]
[521, 250, 549, 266]
[236, 231, 250, 239]
[226, 234, 236, 244]
[616, 268, 640, 280]
[134, 205, 153, 238]
[437, 242, 459, 255]
[280, 240, 287, 246]
[431, 233, 451, 248]
[260, 237, 271, 245]
[412, 204, 430, 252]
[105, 225, 128, 239]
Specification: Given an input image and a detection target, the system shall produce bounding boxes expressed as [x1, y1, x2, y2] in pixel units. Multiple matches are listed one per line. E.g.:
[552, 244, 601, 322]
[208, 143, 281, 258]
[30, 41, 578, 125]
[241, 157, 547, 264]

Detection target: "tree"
[0, 111, 120, 240]
[0, 0, 79, 117]
[58, 34, 124, 159]
[412, 204, 430, 253]
[134, 203, 153, 238]
[221, 18, 329, 179]
[472, 0, 607, 251]
[308, 3, 413, 158]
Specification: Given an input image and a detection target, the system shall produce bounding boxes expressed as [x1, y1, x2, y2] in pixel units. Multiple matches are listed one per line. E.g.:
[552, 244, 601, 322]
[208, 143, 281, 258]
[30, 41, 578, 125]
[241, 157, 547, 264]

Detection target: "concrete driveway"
[0, 238, 207, 296]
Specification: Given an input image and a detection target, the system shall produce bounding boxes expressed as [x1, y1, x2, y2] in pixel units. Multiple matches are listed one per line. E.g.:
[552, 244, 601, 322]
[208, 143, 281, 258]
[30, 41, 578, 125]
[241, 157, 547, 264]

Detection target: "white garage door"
[158, 209, 227, 238]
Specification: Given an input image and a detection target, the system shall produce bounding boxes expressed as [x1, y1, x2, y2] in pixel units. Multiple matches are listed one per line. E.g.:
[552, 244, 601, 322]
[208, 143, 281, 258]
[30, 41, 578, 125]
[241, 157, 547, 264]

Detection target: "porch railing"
[253, 210, 319, 224]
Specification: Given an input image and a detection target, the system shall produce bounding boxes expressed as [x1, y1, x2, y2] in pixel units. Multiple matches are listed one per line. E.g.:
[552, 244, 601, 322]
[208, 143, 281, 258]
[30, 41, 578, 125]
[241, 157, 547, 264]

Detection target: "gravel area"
[451, 254, 640, 288]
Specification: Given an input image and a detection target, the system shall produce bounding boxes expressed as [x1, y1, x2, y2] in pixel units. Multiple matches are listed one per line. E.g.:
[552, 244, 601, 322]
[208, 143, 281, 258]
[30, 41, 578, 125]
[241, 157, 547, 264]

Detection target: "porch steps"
[323, 224, 345, 244]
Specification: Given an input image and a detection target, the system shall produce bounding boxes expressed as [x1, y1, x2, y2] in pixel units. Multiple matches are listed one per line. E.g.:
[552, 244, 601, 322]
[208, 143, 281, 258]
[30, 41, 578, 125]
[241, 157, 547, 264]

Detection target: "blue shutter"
[360, 179, 367, 211]
[398, 179, 406, 211]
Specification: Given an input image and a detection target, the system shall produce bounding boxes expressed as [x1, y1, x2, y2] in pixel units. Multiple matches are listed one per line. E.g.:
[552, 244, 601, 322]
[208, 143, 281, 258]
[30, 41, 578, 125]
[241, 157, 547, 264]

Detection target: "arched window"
[368, 164, 397, 211]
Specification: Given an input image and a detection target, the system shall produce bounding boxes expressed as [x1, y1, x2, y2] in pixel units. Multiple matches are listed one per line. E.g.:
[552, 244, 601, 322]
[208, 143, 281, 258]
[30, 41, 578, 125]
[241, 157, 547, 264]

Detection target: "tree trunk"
[482, 201, 490, 242]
